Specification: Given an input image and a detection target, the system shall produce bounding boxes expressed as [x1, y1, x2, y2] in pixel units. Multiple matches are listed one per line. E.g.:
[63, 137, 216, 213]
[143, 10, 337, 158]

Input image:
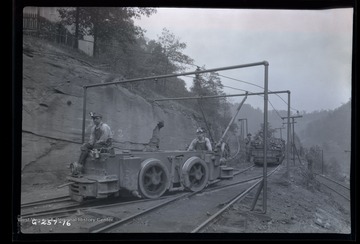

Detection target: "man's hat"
[247, 133, 252, 136]
[196, 127, 204, 134]
[90, 112, 102, 118]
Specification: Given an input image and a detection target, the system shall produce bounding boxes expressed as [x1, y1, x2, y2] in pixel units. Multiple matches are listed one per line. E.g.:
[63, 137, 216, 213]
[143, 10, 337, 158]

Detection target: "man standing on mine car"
[187, 127, 213, 151]
[72, 112, 113, 174]
[144, 120, 165, 151]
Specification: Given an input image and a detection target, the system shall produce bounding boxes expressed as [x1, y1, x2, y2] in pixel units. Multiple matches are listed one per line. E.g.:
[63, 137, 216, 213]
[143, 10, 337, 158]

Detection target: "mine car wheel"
[182, 156, 209, 192]
[138, 158, 170, 199]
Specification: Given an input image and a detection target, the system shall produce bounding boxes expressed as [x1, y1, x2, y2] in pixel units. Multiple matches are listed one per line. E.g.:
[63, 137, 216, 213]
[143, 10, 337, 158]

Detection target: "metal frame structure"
[80, 61, 292, 213]
[155, 90, 291, 213]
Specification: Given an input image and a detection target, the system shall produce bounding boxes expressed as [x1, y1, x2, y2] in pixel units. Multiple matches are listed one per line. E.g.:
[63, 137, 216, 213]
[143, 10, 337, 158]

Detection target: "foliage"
[157, 28, 194, 72]
[190, 69, 234, 140]
[57, 7, 156, 57]
[55, 7, 236, 142]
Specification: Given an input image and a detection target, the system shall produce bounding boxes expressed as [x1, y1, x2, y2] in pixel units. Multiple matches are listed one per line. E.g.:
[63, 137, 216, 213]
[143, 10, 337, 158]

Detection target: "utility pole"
[282, 115, 302, 163]
[74, 7, 80, 49]
[321, 149, 324, 175]
[238, 118, 248, 140]
[274, 127, 284, 139]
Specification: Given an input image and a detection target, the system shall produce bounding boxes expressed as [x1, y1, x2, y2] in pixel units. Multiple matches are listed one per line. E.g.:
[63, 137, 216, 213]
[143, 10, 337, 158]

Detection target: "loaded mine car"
[67, 149, 234, 202]
[251, 134, 285, 166]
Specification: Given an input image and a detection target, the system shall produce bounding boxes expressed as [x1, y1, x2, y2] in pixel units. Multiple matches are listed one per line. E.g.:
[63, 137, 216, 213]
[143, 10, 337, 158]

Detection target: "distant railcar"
[251, 137, 285, 166]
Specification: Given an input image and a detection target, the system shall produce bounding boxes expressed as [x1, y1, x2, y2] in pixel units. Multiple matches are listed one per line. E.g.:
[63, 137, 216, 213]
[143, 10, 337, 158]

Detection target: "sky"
[134, 8, 353, 113]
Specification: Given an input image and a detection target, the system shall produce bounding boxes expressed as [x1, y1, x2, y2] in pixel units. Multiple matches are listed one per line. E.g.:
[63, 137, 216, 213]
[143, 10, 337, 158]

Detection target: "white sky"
[134, 8, 353, 113]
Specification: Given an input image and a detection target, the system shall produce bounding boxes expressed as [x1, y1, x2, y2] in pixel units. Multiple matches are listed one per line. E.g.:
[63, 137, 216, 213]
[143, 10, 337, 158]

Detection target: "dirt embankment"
[208, 163, 351, 234]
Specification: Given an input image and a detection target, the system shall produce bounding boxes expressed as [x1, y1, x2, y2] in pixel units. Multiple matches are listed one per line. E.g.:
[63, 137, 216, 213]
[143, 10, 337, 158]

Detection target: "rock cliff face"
[21, 36, 203, 186]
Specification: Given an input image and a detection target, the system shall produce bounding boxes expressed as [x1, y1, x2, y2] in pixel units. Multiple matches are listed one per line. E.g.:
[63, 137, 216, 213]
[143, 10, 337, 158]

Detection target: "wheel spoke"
[144, 179, 152, 187]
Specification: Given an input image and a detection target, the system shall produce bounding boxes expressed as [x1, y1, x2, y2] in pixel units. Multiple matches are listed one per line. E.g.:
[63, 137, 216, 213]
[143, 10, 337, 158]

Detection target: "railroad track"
[314, 173, 350, 201]
[88, 165, 280, 233]
[20, 164, 255, 218]
[21, 195, 72, 208]
[19, 163, 265, 233]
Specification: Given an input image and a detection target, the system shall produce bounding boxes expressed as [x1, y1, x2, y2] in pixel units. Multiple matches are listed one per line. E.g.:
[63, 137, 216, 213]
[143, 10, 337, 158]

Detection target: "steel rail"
[21, 196, 71, 208]
[191, 164, 281, 233]
[315, 173, 350, 190]
[91, 166, 276, 233]
[318, 182, 350, 201]
[314, 174, 350, 201]
[20, 202, 81, 218]
[233, 165, 256, 176]
[91, 192, 194, 233]
[204, 174, 264, 192]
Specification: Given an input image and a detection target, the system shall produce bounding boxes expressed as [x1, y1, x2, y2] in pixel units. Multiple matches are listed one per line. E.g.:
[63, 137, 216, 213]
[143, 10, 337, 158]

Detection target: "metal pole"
[154, 90, 290, 102]
[292, 117, 295, 163]
[218, 94, 248, 146]
[82, 87, 87, 143]
[85, 61, 268, 88]
[321, 149, 324, 175]
[286, 91, 291, 179]
[262, 61, 269, 214]
[245, 118, 248, 136]
[240, 120, 244, 141]
[238, 118, 247, 141]
[81, 62, 273, 143]
[250, 180, 264, 211]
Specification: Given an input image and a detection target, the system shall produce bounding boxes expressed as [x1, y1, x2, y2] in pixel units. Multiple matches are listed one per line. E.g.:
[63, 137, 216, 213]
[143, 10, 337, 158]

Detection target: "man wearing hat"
[244, 133, 253, 162]
[187, 127, 212, 151]
[74, 112, 113, 172]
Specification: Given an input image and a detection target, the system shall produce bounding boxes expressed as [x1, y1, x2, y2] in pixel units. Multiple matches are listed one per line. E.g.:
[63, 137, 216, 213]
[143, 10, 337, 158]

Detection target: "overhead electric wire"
[184, 73, 285, 118]
[217, 73, 300, 113]
[268, 99, 285, 119]
[184, 64, 299, 116]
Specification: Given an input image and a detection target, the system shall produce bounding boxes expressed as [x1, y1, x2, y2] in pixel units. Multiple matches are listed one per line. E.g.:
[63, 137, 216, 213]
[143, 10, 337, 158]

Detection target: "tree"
[190, 69, 234, 140]
[157, 28, 194, 73]
[58, 7, 156, 57]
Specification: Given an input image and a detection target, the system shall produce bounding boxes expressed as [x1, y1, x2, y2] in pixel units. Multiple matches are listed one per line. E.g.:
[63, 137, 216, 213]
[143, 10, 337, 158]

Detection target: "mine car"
[251, 137, 285, 166]
[67, 149, 233, 202]
[66, 78, 249, 202]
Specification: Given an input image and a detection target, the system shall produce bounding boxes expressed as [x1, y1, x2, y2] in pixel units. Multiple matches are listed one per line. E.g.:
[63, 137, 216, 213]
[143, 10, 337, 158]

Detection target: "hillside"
[22, 35, 206, 188]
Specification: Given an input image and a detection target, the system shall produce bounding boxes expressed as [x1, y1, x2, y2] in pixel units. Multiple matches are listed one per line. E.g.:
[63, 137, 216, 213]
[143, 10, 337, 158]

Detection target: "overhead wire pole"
[81, 61, 291, 214]
[82, 61, 268, 142]
[291, 115, 302, 162]
[238, 118, 248, 140]
[282, 114, 302, 172]
[274, 127, 284, 139]
[286, 92, 291, 179]
[262, 61, 269, 213]
[243, 118, 248, 136]
[156, 64, 287, 214]
[292, 118, 296, 162]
